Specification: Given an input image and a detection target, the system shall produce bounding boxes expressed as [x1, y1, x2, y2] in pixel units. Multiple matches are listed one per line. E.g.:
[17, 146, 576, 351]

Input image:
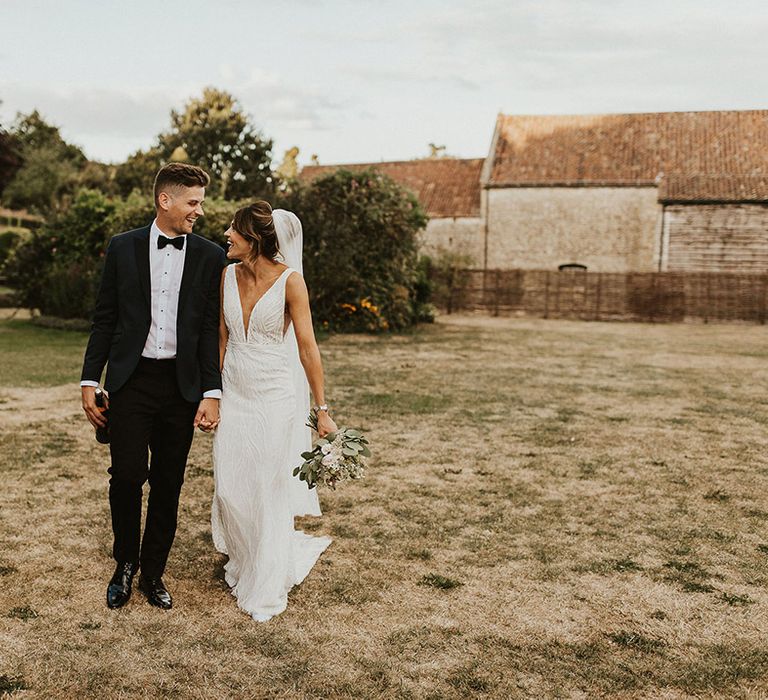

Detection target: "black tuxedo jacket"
[81, 225, 226, 403]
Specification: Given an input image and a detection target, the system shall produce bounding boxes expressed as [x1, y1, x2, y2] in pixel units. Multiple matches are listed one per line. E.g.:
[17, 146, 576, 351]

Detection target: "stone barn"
[299, 158, 485, 265]
[482, 110, 768, 272]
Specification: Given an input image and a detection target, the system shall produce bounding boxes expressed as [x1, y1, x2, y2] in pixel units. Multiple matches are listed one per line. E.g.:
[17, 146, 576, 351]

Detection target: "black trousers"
[107, 358, 198, 578]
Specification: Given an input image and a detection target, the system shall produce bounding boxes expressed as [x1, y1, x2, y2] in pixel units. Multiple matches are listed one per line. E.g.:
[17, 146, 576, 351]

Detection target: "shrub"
[107, 189, 154, 235]
[281, 168, 428, 332]
[108, 189, 238, 246]
[5, 189, 235, 319]
[38, 260, 102, 319]
[0, 228, 26, 268]
[4, 189, 114, 316]
[5, 172, 428, 329]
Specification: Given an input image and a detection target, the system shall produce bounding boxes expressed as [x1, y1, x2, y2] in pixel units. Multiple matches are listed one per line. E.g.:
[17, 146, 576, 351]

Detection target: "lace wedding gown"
[211, 263, 331, 621]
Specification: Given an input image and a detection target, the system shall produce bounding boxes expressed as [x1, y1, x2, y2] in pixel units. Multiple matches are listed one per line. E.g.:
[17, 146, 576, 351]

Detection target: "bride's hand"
[316, 411, 338, 438]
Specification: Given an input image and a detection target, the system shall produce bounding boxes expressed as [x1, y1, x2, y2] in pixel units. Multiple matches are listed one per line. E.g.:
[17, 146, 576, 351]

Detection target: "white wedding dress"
[211, 235, 331, 621]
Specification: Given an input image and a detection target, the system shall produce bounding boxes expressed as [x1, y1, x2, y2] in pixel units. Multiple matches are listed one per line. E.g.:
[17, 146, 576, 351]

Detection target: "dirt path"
[0, 385, 82, 429]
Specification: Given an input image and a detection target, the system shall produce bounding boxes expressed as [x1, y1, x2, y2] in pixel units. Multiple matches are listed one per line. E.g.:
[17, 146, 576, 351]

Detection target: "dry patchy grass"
[2, 315, 768, 698]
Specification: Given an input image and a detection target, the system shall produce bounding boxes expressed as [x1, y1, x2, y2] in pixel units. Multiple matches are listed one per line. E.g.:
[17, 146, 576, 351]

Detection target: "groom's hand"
[82, 386, 108, 428]
[194, 398, 220, 432]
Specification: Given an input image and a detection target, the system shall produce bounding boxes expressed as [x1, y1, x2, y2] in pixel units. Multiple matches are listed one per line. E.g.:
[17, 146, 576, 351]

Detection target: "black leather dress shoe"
[138, 575, 173, 609]
[106, 561, 138, 609]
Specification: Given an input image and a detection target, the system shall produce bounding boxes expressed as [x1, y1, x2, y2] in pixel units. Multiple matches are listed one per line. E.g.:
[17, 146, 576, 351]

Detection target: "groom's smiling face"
[157, 185, 206, 236]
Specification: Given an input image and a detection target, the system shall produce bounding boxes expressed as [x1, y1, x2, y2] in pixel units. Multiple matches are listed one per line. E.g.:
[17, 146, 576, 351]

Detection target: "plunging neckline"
[234, 264, 290, 339]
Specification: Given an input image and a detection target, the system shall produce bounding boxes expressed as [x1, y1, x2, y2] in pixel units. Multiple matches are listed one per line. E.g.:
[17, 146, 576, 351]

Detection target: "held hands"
[195, 398, 221, 432]
[316, 410, 338, 438]
[82, 385, 108, 429]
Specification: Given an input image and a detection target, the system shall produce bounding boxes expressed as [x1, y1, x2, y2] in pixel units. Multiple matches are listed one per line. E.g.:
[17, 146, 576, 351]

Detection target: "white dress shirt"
[143, 220, 186, 360]
[81, 220, 221, 400]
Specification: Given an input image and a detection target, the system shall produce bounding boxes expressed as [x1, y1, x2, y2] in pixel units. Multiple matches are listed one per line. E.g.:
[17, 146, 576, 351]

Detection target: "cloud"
[0, 83, 174, 138]
[0, 76, 349, 162]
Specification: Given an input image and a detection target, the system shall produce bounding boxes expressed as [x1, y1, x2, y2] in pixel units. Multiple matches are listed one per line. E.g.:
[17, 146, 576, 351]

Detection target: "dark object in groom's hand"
[95, 388, 110, 444]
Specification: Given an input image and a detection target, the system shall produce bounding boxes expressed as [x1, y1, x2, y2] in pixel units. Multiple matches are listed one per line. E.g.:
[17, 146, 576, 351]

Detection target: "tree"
[0, 126, 22, 196]
[113, 146, 163, 197]
[1, 111, 87, 214]
[280, 168, 429, 332]
[158, 87, 276, 200]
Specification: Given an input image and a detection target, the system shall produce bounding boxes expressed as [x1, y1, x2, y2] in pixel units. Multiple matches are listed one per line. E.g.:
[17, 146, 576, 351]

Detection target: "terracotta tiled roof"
[488, 110, 768, 201]
[659, 174, 768, 203]
[299, 158, 485, 218]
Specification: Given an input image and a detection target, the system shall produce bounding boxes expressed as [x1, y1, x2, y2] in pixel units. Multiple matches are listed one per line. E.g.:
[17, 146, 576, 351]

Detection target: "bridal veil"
[273, 209, 322, 517]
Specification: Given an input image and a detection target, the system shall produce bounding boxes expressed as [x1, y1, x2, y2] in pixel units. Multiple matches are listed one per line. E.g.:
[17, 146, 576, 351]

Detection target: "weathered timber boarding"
[664, 204, 768, 273]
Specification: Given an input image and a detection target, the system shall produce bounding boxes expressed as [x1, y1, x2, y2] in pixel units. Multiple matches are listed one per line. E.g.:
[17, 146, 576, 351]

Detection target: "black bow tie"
[158, 235, 185, 251]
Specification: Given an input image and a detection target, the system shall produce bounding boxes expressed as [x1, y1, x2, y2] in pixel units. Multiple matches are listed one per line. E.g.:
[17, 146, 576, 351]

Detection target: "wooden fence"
[432, 268, 768, 323]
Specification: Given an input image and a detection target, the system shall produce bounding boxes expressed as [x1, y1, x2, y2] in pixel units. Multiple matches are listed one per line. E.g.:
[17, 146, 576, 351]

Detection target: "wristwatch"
[314, 404, 329, 413]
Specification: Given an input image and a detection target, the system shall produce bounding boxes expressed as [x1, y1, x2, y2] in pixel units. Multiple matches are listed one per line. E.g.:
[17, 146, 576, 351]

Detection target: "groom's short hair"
[153, 163, 210, 207]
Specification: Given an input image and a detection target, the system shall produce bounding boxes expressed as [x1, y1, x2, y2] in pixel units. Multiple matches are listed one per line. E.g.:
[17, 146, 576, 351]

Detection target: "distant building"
[299, 158, 486, 264]
[483, 110, 768, 272]
[300, 111, 768, 273]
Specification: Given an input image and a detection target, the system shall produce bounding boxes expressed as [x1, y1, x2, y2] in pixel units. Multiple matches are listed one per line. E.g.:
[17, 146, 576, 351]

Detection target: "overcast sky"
[1, 0, 766, 167]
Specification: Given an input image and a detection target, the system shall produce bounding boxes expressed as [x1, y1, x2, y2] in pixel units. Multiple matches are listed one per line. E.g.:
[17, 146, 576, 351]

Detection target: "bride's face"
[224, 225, 250, 260]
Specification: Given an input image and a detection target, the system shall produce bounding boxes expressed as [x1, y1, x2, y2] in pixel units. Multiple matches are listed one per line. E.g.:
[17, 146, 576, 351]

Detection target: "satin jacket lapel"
[178, 234, 201, 319]
[133, 226, 151, 313]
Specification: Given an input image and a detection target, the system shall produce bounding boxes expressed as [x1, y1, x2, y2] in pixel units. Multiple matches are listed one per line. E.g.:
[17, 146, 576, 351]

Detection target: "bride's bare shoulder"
[285, 269, 307, 294]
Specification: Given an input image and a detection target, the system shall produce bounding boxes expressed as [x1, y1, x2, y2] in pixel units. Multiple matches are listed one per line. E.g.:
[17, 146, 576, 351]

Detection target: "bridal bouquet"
[293, 413, 371, 490]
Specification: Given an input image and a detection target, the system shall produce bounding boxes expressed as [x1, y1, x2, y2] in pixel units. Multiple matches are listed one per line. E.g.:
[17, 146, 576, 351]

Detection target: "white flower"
[322, 454, 337, 467]
[321, 443, 333, 455]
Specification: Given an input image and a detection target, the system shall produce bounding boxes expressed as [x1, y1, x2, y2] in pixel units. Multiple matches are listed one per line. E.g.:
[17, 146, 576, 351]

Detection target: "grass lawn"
[2, 315, 768, 698]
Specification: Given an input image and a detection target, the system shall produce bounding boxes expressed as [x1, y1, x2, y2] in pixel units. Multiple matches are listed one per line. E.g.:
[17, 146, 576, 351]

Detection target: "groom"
[81, 163, 226, 610]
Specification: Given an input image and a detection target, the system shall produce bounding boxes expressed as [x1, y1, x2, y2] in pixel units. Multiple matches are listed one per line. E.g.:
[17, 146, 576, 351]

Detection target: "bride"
[211, 201, 335, 621]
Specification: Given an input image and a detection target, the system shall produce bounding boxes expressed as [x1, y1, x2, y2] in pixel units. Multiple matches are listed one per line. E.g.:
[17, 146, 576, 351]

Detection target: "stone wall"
[419, 217, 485, 266]
[663, 204, 768, 273]
[485, 186, 661, 272]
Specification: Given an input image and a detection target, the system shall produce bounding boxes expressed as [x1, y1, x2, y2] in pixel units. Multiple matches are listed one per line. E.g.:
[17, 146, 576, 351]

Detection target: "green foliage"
[2, 111, 87, 215]
[5, 187, 234, 318]
[107, 189, 155, 234]
[108, 189, 238, 245]
[76, 160, 119, 196]
[413, 255, 436, 323]
[0, 228, 25, 267]
[158, 87, 276, 200]
[36, 260, 102, 318]
[281, 168, 428, 332]
[4, 189, 114, 316]
[0, 127, 22, 195]
[52, 188, 116, 260]
[194, 197, 246, 245]
[113, 147, 163, 198]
